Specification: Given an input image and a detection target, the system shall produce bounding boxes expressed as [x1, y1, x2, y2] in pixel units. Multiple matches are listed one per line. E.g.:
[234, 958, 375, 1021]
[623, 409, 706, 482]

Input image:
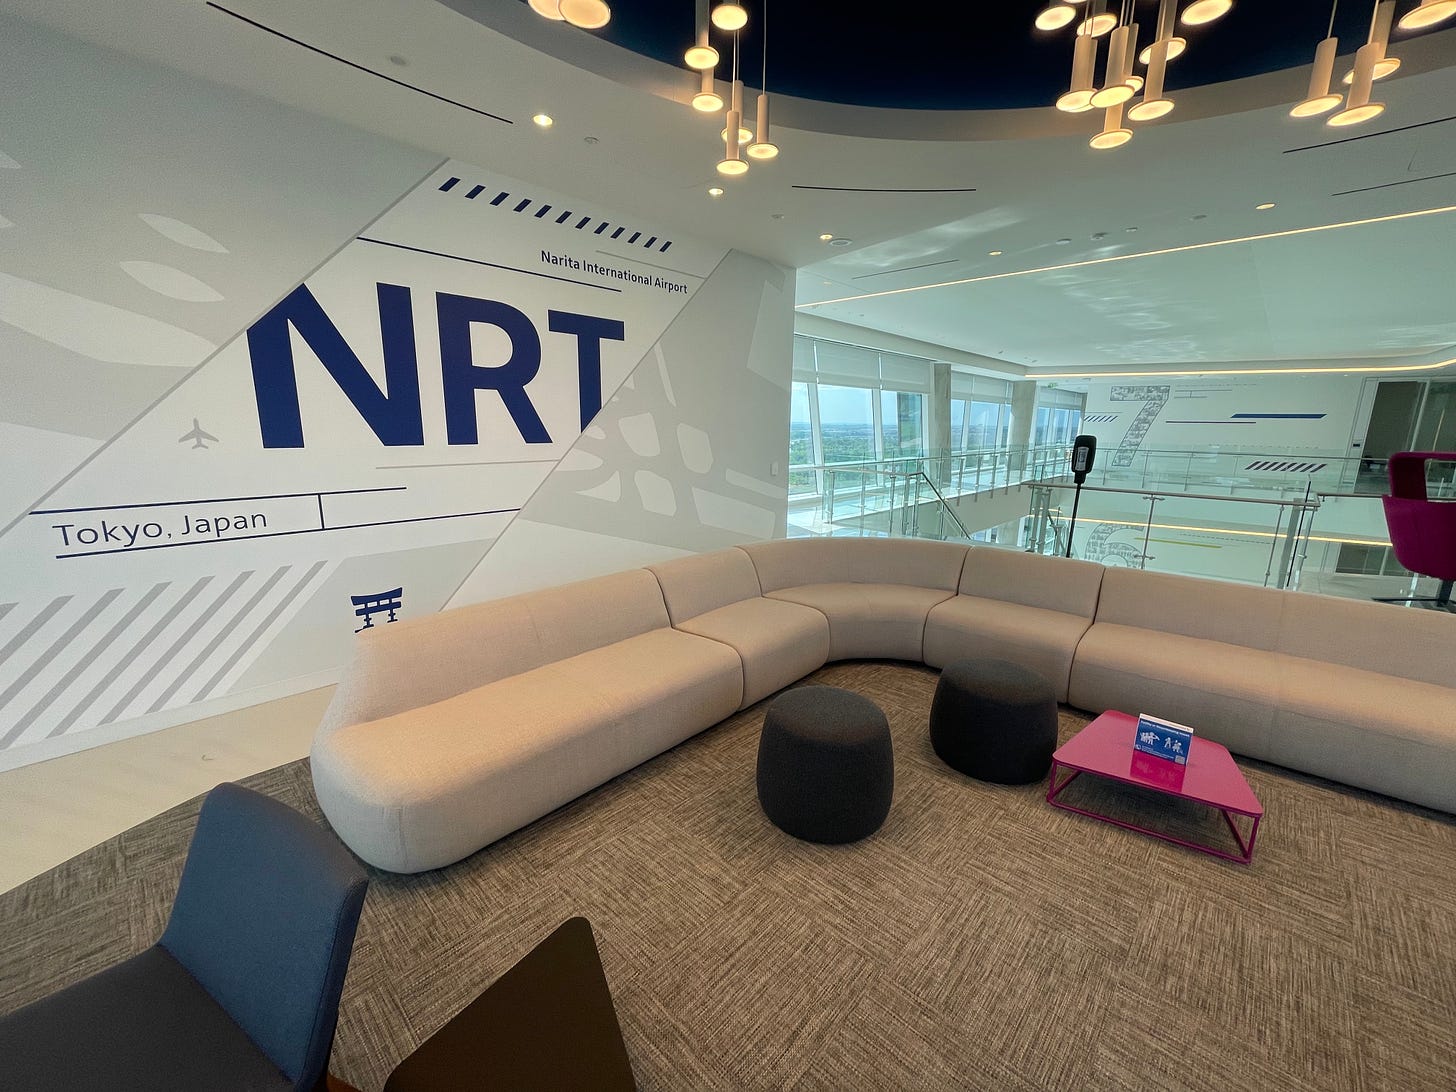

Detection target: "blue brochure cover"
[1134, 714, 1194, 765]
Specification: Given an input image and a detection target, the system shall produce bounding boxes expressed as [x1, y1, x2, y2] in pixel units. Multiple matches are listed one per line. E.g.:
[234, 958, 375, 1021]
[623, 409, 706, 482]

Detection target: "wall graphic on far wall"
[0, 18, 793, 767]
[1107, 385, 1172, 467]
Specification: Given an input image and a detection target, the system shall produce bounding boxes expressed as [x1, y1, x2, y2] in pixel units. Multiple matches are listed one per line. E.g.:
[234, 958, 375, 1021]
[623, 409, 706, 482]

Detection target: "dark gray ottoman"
[929, 659, 1057, 784]
[756, 685, 894, 844]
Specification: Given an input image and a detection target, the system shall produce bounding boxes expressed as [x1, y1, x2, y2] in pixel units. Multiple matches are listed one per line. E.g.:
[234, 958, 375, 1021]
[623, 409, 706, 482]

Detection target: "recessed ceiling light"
[1091, 232, 1108, 240]
[1056, 237, 1072, 245]
[1125, 226, 1139, 232]
[387, 55, 409, 67]
[988, 250, 1003, 256]
[708, 186, 724, 197]
[1256, 202, 1276, 210]
[819, 233, 834, 241]
[532, 114, 554, 128]
[829, 238, 852, 247]
[528, 0, 565, 20]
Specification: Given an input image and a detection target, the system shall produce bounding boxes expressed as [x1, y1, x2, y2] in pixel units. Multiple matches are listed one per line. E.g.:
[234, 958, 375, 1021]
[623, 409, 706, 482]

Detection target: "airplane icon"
[178, 418, 218, 450]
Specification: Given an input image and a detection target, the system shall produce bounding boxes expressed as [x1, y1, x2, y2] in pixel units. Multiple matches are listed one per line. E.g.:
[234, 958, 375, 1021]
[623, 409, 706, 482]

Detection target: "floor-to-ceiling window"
[790, 336, 944, 497]
[790, 335, 1083, 502]
[1034, 386, 1085, 448]
[788, 381, 816, 495]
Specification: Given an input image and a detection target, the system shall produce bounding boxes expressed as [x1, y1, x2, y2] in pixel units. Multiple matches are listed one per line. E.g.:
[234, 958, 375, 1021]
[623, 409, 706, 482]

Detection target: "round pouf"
[756, 686, 894, 844]
[929, 659, 1057, 785]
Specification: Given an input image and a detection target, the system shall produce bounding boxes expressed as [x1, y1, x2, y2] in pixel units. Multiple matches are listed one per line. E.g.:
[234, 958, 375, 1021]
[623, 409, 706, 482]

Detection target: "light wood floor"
[0, 686, 333, 894]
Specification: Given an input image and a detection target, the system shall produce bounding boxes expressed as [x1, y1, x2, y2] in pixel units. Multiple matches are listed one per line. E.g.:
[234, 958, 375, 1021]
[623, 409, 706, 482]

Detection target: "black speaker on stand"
[1065, 434, 1097, 559]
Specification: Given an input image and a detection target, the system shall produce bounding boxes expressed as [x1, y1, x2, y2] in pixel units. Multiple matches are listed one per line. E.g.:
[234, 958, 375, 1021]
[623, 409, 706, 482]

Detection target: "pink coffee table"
[1047, 710, 1263, 863]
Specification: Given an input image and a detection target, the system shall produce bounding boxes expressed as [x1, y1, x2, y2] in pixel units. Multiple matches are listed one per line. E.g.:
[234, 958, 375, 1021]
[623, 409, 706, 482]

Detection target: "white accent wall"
[0, 18, 792, 768]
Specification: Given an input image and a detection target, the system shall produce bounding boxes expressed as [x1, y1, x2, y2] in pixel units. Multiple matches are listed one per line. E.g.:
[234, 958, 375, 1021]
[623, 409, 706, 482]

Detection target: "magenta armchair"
[1378, 450, 1456, 612]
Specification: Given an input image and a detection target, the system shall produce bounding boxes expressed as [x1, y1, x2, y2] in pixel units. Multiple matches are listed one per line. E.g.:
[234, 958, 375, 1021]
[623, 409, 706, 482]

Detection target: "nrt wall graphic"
[0, 20, 792, 767]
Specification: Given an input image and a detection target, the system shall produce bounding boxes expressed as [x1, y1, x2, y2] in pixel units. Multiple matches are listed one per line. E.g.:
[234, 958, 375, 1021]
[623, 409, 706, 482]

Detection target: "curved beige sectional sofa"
[312, 539, 1456, 872]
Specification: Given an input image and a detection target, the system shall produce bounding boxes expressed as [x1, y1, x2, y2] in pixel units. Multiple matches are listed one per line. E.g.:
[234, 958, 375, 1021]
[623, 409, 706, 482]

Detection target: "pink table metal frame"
[1047, 710, 1263, 864]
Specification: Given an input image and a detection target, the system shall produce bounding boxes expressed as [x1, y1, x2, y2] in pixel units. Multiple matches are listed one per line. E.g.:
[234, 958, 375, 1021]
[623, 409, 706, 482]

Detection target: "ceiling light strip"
[796, 203, 1456, 310]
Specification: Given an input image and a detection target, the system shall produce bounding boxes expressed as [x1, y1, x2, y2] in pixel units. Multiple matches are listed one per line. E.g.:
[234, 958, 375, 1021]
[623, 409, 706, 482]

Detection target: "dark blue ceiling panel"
[532, 1, 1432, 111]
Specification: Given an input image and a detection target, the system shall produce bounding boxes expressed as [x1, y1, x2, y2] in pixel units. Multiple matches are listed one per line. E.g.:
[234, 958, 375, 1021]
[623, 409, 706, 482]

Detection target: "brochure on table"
[1134, 714, 1195, 766]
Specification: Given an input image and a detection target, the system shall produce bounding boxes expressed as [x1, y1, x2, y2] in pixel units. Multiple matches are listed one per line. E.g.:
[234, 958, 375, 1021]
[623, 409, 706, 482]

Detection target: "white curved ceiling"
[6, 0, 1454, 377]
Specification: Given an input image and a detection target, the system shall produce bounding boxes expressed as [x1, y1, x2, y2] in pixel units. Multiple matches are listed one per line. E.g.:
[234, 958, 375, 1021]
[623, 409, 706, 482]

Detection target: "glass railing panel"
[1085, 448, 1364, 499]
[1297, 493, 1405, 601]
[1029, 484, 1315, 588]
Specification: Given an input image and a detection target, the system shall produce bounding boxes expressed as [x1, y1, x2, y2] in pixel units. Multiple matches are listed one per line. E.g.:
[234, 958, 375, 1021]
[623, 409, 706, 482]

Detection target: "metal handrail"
[1036, 482, 1321, 509]
[1025, 480, 1320, 589]
[905, 470, 971, 539]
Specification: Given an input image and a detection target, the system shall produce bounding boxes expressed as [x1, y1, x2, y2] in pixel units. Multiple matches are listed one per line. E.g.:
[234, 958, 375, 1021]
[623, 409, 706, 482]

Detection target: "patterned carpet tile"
[2, 662, 1454, 1092]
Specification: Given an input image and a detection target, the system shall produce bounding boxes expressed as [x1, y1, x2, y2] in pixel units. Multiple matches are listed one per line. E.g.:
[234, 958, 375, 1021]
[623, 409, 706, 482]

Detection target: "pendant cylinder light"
[1156, 0, 1177, 41]
[685, 0, 719, 69]
[717, 109, 748, 174]
[1091, 24, 1135, 107]
[1056, 26, 1098, 112]
[1035, 2, 1078, 30]
[1397, 0, 1456, 29]
[748, 92, 779, 158]
[746, 1, 778, 160]
[1090, 101, 1132, 148]
[712, 1, 748, 31]
[693, 68, 724, 112]
[685, 30, 719, 70]
[1120, 22, 1140, 90]
[557, 0, 611, 29]
[1139, 36, 1184, 64]
[1139, 0, 1182, 64]
[1328, 40, 1385, 126]
[1128, 35, 1173, 120]
[721, 79, 751, 144]
[1080, 0, 1118, 37]
[1349, 0, 1401, 80]
[1181, 0, 1232, 26]
[1291, 35, 1342, 116]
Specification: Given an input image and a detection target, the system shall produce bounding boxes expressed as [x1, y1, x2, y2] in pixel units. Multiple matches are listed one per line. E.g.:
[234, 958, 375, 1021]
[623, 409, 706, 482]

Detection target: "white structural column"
[929, 362, 953, 486]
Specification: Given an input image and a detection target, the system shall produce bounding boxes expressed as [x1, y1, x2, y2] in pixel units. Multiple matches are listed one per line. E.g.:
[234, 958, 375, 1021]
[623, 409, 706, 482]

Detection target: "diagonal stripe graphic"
[93, 578, 214, 727]
[35, 584, 170, 741]
[0, 604, 15, 624]
[145, 568, 287, 715]
[0, 597, 74, 668]
[192, 561, 329, 703]
[0, 591, 123, 747]
[101, 573, 250, 726]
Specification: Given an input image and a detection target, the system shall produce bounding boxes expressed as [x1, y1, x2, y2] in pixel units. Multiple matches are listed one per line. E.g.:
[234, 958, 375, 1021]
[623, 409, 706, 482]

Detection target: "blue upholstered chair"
[0, 782, 369, 1091]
